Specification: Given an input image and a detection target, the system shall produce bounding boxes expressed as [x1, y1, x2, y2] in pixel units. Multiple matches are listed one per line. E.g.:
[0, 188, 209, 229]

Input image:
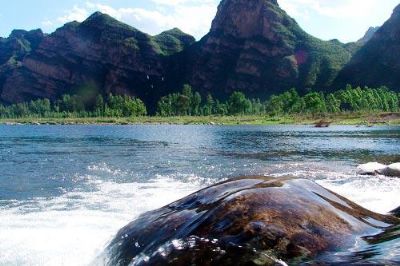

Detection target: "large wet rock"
[104, 176, 399, 265]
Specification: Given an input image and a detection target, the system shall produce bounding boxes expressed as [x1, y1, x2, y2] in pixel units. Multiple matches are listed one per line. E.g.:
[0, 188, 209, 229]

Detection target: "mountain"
[0, 29, 45, 97]
[341, 27, 380, 55]
[334, 5, 400, 90]
[0, 12, 195, 107]
[169, 0, 352, 99]
[1, 0, 398, 109]
[357, 26, 380, 45]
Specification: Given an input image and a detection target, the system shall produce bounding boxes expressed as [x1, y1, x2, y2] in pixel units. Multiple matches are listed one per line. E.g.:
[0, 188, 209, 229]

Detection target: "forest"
[0, 85, 399, 119]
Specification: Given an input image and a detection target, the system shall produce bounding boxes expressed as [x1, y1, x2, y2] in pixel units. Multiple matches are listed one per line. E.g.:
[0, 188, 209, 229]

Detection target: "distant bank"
[1, 113, 399, 126]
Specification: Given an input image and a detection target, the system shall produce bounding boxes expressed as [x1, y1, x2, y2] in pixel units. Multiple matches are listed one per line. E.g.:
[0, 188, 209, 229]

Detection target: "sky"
[0, 0, 399, 42]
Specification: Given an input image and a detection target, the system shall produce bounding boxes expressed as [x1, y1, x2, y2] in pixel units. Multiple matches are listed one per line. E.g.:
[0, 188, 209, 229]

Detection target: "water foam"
[0, 174, 203, 266]
[318, 175, 400, 214]
[265, 161, 400, 214]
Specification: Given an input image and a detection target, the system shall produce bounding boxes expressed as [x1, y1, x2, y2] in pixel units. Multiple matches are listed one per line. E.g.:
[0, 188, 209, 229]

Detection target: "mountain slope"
[0, 12, 195, 106]
[334, 5, 400, 90]
[0, 29, 44, 98]
[170, 0, 352, 99]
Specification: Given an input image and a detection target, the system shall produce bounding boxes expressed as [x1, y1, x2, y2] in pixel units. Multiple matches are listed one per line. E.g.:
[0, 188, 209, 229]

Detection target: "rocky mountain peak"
[210, 0, 289, 39]
[81, 11, 137, 33]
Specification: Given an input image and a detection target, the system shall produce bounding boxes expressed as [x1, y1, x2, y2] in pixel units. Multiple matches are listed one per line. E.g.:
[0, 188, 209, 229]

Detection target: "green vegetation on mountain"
[80, 12, 195, 56]
[153, 28, 196, 56]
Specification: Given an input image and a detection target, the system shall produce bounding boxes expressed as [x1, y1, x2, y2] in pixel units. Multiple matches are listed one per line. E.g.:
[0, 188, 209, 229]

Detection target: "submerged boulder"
[104, 176, 400, 265]
[357, 162, 387, 175]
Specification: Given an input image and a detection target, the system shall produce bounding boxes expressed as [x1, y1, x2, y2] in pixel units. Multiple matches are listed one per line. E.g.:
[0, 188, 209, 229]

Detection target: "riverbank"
[1, 112, 399, 126]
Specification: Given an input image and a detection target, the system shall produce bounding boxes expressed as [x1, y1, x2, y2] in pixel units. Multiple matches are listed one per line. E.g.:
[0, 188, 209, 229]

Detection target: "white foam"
[0, 175, 203, 266]
[267, 162, 400, 214]
[317, 175, 400, 214]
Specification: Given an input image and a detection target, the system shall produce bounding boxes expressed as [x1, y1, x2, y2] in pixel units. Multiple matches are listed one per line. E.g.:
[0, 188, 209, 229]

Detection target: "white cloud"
[279, 0, 380, 19]
[57, 5, 90, 24]
[51, 1, 218, 39]
[41, 20, 54, 28]
[277, 0, 400, 42]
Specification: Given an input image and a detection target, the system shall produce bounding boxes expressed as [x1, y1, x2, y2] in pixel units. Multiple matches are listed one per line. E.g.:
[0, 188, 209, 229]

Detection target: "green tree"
[228, 91, 251, 115]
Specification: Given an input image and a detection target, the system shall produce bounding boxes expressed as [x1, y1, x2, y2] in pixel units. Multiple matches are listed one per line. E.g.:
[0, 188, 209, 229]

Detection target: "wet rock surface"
[104, 176, 400, 265]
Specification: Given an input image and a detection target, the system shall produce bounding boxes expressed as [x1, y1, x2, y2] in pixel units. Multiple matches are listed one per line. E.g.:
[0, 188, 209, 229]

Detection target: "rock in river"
[103, 176, 400, 265]
[357, 162, 387, 175]
[378, 163, 400, 177]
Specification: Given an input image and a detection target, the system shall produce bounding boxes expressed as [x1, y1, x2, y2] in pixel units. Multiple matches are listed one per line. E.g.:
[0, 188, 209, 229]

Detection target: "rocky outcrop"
[0, 12, 195, 108]
[172, 0, 352, 99]
[103, 176, 399, 265]
[0, 29, 45, 98]
[357, 162, 387, 175]
[334, 4, 400, 91]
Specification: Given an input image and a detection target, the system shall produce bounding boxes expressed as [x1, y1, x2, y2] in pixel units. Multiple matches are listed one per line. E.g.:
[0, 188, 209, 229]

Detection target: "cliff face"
[1, 0, 399, 107]
[173, 0, 352, 98]
[334, 5, 400, 90]
[0, 29, 45, 98]
[0, 12, 195, 106]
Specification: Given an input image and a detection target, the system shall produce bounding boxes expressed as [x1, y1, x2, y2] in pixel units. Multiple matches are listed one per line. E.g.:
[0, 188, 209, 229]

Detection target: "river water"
[0, 125, 399, 265]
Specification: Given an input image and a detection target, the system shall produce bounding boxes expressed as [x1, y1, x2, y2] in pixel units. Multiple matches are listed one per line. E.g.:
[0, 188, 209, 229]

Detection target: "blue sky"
[0, 0, 399, 42]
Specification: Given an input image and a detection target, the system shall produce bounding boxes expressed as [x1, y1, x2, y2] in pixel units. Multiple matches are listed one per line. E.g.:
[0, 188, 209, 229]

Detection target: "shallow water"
[0, 125, 399, 265]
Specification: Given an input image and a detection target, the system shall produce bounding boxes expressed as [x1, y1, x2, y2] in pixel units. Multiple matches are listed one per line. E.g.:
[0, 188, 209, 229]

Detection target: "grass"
[1, 113, 399, 126]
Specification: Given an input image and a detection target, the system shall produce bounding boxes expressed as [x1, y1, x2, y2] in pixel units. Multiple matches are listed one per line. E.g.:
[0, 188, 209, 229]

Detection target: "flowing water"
[0, 125, 399, 265]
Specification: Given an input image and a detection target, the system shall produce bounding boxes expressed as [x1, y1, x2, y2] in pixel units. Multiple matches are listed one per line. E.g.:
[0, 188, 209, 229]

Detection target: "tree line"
[0, 85, 399, 119]
[156, 85, 399, 116]
[0, 94, 147, 119]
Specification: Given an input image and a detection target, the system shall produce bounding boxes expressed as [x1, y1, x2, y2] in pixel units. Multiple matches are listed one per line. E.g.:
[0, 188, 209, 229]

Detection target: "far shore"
[1, 113, 399, 126]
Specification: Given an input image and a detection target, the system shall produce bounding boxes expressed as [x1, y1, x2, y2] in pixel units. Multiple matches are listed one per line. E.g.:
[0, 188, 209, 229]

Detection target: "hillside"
[168, 0, 352, 99]
[334, 5, 400, 90]
[1, 0, 399, 110]
[0, 12, 195, 108]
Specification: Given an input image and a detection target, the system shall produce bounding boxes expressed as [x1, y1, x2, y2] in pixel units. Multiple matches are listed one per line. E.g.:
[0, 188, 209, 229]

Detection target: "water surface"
[0, 125, 399, 265]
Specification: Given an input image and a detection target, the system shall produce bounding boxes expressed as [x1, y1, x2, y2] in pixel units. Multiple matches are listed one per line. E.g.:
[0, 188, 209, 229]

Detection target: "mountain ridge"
[0, 12, 194, 108]
[172, 0, 352, 99]
[0, 0, 398, 110]
[334, 4, 400, 90]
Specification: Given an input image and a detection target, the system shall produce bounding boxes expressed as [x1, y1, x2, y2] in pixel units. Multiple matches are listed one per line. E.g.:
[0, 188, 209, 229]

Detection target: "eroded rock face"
[172, 0, 352, 99]
[103, 176, 399, 265]
[1, 0, 353, 107]
[0, 12, 195, 108]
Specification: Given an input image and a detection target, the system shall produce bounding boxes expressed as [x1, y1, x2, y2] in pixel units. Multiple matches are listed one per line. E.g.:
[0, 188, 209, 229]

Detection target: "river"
[0, 125, 399, 265]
